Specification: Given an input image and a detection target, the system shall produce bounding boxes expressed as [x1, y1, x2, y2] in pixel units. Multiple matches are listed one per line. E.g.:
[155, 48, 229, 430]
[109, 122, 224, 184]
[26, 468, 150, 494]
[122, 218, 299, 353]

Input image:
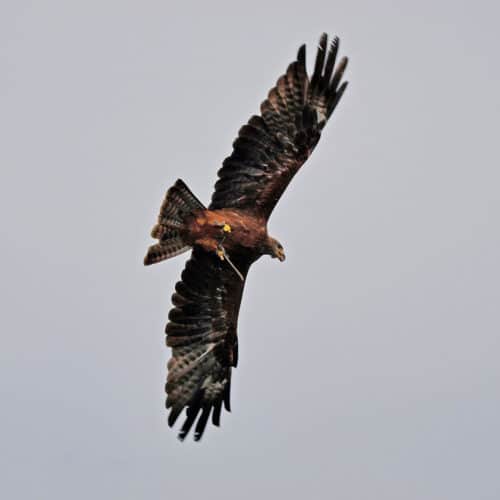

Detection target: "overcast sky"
[1, 1, 499, 499]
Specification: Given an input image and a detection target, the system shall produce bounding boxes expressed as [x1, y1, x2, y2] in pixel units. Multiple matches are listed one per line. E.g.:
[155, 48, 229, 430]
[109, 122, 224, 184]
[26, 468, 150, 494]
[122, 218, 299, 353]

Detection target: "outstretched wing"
[165, 246, 254, 441]
[210, 33, 348, 219]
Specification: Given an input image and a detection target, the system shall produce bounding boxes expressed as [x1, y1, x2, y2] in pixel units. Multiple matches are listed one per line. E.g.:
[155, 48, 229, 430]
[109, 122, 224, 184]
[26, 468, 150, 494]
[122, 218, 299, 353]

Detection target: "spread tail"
[144, 179, 205, 266]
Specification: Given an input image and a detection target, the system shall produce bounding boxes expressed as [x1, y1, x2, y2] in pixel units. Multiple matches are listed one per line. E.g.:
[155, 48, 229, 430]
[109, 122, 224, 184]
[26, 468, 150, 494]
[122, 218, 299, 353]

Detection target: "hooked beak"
[277, 250, 286, 262]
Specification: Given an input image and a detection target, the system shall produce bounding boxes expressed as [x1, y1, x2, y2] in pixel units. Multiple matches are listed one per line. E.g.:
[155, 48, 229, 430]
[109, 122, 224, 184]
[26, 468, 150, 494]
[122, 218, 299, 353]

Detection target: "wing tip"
[318, 32, 328, 49]
[172, 402, 223, 442]
[297, 44, 306, 66]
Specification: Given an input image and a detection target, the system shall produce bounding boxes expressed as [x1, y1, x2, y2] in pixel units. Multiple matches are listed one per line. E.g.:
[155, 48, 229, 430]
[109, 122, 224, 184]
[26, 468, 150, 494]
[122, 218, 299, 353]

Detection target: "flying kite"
[144, 33, 348, 440]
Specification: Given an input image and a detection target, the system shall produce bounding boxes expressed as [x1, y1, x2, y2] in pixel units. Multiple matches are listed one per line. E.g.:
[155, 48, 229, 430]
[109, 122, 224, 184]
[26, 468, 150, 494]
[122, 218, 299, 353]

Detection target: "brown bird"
[144, 33, 348, 441]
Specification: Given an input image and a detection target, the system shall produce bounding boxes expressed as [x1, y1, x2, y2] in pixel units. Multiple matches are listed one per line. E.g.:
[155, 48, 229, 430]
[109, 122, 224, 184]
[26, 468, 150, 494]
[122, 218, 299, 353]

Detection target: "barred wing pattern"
[210, 33, 348, 219]
[165, 247, 254, 441]
[163, 34, 348, 441]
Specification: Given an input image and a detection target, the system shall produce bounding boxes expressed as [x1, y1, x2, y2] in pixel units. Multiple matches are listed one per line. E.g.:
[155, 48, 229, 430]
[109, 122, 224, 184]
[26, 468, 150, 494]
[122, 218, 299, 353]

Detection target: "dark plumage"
[144, 34, 349, 440]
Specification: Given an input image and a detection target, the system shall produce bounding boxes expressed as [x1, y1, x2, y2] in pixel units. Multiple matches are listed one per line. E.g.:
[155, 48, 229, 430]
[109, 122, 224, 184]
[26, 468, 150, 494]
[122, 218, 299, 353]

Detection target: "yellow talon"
[216, 248, 225, 260]
[222, 223, 232, 233]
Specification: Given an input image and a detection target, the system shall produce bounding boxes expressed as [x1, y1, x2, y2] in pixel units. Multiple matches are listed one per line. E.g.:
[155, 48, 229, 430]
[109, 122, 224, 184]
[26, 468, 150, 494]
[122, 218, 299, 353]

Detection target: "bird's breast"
[191, 209, 267, 252]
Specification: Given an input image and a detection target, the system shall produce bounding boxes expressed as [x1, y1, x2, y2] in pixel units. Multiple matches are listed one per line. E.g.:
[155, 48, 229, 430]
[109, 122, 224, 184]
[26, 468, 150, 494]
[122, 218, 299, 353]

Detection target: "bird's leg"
[215, 222, 231, 249]
[215, 223, 229, 260]
[216, 244, 244, 281]
[214, 222, 243, 280]
[216, 245, 225, 261]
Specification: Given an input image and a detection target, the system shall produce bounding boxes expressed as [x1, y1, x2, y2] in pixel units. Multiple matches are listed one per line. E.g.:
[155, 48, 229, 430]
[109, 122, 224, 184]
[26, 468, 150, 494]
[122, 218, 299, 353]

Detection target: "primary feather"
[210, 34, 348, 218]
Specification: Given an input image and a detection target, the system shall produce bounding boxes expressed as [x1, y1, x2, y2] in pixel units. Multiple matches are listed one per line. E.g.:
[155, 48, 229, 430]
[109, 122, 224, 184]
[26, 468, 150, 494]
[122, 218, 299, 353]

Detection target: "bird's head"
[267, 237, 286, 262]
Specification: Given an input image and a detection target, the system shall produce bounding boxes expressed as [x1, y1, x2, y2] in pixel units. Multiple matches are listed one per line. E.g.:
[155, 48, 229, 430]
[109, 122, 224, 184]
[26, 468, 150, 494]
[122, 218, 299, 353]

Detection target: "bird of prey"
[144, 33, 348, 441]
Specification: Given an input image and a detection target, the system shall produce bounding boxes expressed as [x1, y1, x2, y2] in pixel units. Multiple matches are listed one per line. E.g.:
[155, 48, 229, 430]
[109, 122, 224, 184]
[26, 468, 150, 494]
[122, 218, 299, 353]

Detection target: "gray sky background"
[1, 1, 499, 499]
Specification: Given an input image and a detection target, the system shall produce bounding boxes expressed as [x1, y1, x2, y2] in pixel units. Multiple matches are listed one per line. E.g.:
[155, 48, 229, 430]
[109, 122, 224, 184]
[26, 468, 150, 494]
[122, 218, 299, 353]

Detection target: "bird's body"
[144, 33, 349, 440]
[185, 209, 269, 258]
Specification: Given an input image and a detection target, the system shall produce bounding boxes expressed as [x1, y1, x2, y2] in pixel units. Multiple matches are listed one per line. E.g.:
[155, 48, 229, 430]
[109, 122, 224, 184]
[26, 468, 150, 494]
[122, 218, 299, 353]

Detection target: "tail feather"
[144, 230, 190, 266]
[144, 179, 205, 266]
[153, 179, 205, 235]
